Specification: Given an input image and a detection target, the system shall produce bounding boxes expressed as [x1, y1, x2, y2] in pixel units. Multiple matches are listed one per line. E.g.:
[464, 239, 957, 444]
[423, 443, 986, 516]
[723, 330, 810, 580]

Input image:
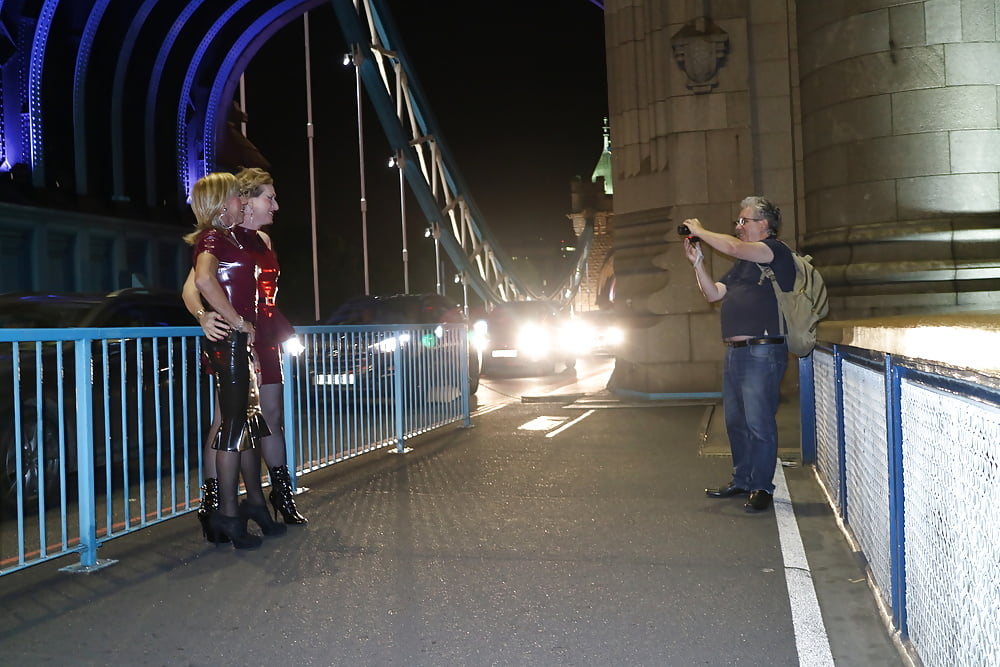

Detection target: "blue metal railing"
[0, 323, 472, 575]
[799, 345, 1000, 666]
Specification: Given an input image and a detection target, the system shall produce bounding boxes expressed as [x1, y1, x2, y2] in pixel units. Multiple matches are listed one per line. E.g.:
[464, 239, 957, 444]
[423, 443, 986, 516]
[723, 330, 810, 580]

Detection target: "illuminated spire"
[590, 117, 613, 195]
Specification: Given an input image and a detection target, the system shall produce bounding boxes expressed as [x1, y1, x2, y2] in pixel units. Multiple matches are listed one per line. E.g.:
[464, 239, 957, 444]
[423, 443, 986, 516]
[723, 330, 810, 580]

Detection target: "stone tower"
[602, 0, 1000, 394]
[568, 120, 615, 313]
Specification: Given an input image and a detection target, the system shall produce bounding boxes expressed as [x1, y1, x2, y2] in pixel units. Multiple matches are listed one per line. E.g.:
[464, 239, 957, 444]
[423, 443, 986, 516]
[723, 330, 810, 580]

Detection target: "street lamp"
[425, 223, 441, 295]
[388, 151, 409, 294]
[454, 272, 468, 316]
[345, 45, 370, 295]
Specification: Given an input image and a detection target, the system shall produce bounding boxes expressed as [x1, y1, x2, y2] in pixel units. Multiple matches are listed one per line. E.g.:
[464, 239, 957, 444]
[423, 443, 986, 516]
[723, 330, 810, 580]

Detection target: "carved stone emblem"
[671, 17, 729, 93]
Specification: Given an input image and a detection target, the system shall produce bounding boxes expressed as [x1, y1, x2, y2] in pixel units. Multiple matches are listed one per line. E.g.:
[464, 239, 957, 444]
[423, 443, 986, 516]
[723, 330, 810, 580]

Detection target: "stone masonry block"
[799, 9, 889, 75]
[892, 86, 997, 134]
[673, 131, 709, 204]
[925, 0, 962, 44]
[950, 130, 1000, 173]
[754, 96, 793, 134]
[756, 130, 794, 170]
[898, 174, 1000, 218]
[671, 94, 730, 133]
[750, 22, 790, 62]
[752, 60, 792, 98]
[961, 0, 997, 41]
[707, 129, 754, 202]
[848, 132, 950, 182]
[804, 144, 849, 190]
[800, 47, 944, 115]
[726, 90, 751, 128]
[803, 95, 892, 155]
[750, 0, 788, 25]
[945, 43, 1000, 85]
[691, 311, 723, 362]
[622, 313, 692, 363]
[815, 180, 898, 228]
[889, 2, 926, 48]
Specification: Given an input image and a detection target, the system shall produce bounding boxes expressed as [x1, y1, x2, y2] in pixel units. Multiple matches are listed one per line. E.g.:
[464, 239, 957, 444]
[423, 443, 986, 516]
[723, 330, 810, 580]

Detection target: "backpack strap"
[755, 262, 788, 337]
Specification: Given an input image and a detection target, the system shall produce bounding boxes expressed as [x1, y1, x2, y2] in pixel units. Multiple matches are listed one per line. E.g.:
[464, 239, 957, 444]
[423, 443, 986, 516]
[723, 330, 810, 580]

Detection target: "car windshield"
[0, 297, 97, 328]
[490, 302, 556, 321]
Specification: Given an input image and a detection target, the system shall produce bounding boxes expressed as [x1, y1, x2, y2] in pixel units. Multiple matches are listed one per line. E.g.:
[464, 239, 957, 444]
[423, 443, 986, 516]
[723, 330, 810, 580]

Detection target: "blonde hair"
[183, 172, 241, 245]
[236, 167, 274, 199]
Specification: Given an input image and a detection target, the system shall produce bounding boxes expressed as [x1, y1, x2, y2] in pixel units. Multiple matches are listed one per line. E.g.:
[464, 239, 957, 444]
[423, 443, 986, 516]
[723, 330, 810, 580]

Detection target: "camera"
[677, 224, 700, 243]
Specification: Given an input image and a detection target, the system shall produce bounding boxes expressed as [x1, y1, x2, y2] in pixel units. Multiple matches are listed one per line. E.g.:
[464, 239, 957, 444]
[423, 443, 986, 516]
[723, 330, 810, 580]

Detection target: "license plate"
[314, 373, 355, 385]
[492, 349, 517, 358]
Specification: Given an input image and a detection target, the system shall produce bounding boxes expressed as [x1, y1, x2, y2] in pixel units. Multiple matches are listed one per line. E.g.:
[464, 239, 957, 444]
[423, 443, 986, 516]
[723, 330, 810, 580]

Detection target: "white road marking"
[773, 461, 836, 666]
[545, 409, 595, 437]
[518, 416, 569, 431]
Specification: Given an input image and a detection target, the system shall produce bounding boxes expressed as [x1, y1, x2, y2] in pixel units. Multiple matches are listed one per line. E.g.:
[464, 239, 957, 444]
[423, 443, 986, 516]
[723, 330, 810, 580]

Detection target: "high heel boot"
[208, 512, 262, 550]
[268, 465, 307, 524]
[197, 478, 229, 544]
[240, 500, 287, 536]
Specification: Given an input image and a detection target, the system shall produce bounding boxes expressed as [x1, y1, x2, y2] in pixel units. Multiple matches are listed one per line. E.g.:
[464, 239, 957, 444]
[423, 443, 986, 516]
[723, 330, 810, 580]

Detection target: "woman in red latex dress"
[232, 167, 306, 525]
[182, 172, 281, 549]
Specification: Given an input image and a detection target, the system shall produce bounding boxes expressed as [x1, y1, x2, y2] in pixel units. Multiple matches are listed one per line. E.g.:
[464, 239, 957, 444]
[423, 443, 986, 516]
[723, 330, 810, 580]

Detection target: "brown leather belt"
[724, 337, 786, 348]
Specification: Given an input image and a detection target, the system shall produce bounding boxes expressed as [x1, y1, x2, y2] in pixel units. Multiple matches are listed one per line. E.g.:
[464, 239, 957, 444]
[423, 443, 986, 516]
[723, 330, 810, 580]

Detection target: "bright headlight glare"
[282, 335, 305, 356]
[517, 324, 550, 358]
[370, 332, 410, 353]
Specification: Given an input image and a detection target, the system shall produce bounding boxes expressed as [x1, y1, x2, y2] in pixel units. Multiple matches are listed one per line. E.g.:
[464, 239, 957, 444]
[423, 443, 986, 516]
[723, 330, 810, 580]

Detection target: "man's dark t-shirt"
[719, 238, 795, 339]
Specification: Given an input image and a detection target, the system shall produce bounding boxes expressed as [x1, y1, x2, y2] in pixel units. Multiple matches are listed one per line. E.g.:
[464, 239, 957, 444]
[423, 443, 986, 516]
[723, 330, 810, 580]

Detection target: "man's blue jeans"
[722, 342, 788, 494]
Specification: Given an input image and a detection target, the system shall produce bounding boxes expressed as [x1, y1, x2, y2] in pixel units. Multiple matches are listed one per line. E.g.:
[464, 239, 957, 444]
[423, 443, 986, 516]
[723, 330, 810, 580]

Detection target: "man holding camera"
[681, 196, 795, 513]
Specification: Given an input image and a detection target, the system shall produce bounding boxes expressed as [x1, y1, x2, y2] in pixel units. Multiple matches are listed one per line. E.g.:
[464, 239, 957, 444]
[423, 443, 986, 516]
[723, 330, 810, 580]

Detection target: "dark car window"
[327, 294, 467, 326]
[101, 302, 191, 328]
[0, 297, 98, 328]
[0, 292, 189, 329]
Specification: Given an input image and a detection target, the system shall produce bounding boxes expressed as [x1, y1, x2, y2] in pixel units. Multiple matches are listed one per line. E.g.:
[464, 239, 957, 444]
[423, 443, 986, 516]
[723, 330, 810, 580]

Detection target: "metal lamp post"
[389, 152, 409, 294]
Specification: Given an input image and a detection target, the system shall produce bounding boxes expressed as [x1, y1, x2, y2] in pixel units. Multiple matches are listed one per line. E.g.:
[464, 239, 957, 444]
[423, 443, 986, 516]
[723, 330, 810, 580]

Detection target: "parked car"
[0, 289, 204, 507]
[480, 300, 577, 375]
[323, 293, 482, 396]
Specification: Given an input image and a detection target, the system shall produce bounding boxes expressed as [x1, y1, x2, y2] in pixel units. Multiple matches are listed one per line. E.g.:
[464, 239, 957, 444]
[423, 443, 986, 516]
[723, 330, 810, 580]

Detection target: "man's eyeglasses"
[735, 217, 765, 226]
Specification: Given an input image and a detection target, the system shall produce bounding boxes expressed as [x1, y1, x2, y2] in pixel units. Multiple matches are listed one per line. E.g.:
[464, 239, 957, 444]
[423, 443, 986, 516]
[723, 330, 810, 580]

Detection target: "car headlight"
[471, 319, 488, 350]
[516, 323, 550, 359]
[370, 332, 410, 353]
[282, 335, 305, 356]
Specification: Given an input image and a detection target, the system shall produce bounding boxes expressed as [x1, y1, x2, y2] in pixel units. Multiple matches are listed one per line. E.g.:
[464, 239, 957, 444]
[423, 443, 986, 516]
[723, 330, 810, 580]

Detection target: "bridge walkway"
[0, 387, 904, 666]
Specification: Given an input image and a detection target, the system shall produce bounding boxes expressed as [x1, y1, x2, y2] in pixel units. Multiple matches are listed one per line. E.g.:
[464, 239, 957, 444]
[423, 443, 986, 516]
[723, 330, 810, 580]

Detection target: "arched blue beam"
[176, 0, 254, 202]
[332, 0, 534, 304]
[144, 0, 207, 208]
[366, 0, 523, 292]
[364, 0, 538, 302]
[200, 0, 327, 179]
[110, 0, 159, 202]
[27, 0, 58, 188]
[0, 1, 27, 169]
[72, 0, 112, 196]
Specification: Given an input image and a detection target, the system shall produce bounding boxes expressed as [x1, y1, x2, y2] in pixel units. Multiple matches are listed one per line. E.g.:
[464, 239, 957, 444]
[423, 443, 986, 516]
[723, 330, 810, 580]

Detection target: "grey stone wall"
[798, 0, 1000, 317]
[604, 0, 799, 392]
[603, 0, 1000, 393]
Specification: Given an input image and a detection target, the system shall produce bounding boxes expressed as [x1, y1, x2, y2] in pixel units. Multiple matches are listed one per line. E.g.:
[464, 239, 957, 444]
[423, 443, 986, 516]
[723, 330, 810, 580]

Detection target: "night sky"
[240, 1, 608, 323]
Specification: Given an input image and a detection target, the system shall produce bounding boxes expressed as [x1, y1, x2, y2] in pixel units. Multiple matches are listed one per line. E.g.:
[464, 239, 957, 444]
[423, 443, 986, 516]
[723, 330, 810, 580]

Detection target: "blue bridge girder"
[0, 0, 591, 307]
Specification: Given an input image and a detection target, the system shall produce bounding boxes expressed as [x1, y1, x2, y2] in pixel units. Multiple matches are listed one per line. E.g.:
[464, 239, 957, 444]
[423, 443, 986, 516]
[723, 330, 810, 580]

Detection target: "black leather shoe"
[706, 483, 749, 498]
[744, 490, 773, 513]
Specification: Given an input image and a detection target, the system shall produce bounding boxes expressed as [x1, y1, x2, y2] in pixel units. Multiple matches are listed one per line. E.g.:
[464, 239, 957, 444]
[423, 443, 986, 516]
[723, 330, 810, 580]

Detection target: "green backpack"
[757, 245, 829, 357]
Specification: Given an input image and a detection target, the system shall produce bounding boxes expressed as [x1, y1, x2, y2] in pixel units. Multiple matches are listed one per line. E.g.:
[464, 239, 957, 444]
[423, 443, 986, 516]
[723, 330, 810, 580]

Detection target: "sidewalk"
[0, 393, 903, 666]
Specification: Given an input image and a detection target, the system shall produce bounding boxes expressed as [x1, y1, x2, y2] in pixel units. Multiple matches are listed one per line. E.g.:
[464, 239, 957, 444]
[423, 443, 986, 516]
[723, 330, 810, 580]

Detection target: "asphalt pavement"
[0, 387, 906, 666]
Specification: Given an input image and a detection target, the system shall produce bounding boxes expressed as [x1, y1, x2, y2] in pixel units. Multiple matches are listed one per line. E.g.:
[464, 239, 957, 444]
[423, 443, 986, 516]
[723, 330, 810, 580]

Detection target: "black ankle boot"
[268, 465, 307, 525]
[197, 478, 230, 544]
[208, 512, 263, 550]
[240, 500, 287, 536]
